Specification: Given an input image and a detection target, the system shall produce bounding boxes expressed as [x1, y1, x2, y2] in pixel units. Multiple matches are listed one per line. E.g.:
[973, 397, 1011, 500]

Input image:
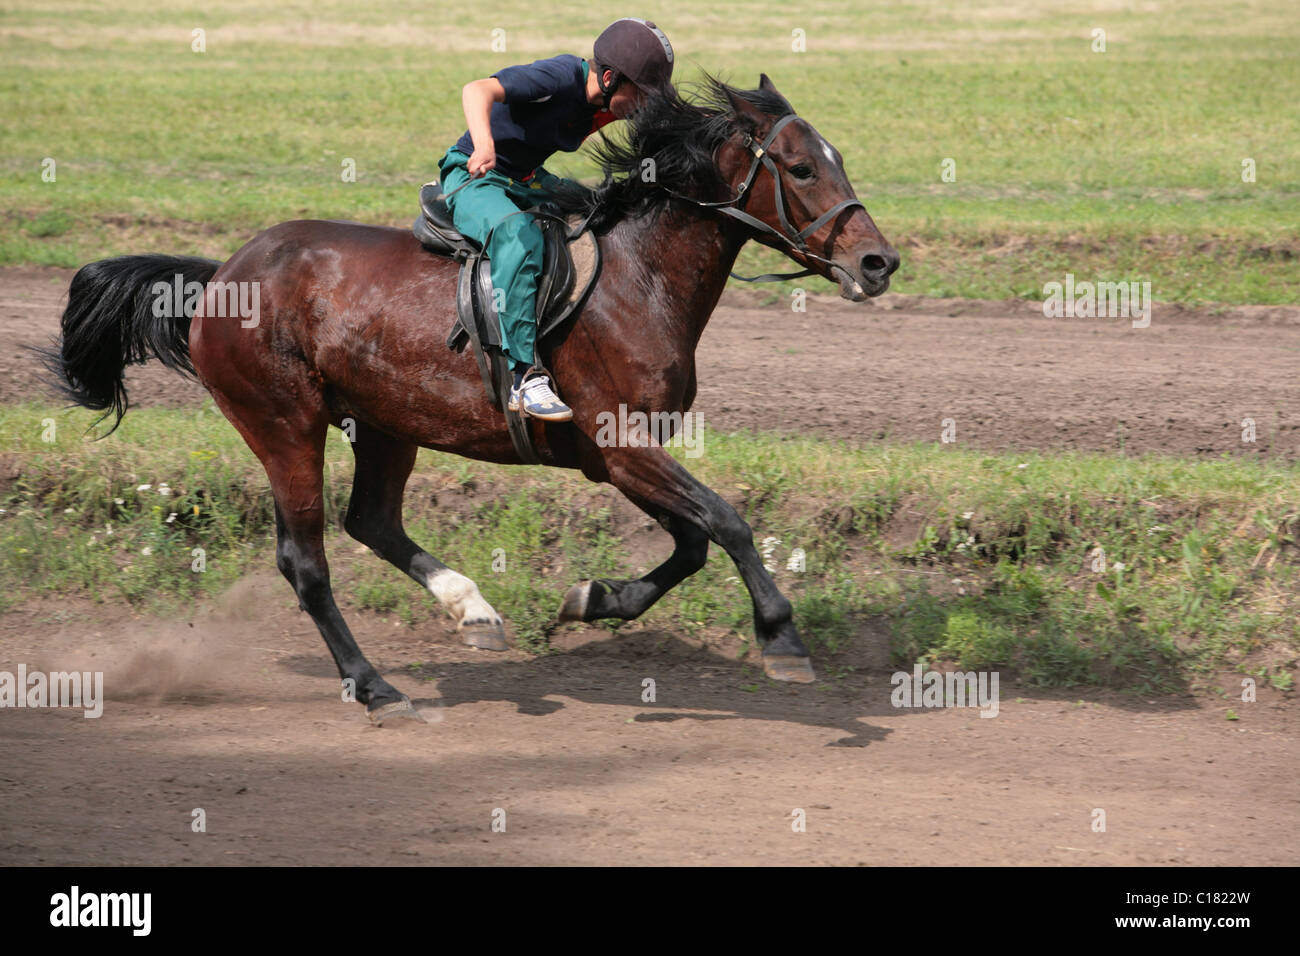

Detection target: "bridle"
[665, 112, 865, 283]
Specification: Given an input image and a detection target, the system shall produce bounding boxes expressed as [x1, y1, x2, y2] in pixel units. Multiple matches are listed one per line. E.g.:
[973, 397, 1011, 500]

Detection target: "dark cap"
[593, 18, 675, 95]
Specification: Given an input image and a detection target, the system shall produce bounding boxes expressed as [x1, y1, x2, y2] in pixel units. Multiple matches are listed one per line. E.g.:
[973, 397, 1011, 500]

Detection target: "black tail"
[37, 254, 222, 436]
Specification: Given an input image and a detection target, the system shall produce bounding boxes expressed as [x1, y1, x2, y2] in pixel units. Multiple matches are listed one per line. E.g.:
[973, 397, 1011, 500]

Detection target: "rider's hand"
[467, 144, 497, 178]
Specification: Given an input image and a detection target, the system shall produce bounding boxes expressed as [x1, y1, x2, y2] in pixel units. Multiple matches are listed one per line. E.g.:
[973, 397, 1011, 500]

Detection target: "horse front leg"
[576, 445, 814, 683]
[559, 506, 709, 622]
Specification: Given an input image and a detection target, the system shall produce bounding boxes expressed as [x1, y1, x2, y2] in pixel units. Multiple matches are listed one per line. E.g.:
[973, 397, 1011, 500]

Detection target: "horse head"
[717, 74, 899, 299]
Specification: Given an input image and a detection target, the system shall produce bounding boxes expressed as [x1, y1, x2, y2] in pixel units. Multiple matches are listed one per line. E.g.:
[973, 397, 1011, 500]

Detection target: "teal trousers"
[437, 148, 570, 371]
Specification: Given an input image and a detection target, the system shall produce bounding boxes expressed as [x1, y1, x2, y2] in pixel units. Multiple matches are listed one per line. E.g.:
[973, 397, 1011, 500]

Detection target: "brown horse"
[45, 75, 898, 722]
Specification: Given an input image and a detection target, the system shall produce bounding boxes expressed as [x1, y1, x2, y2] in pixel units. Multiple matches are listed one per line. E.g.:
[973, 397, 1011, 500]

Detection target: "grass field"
[3, 403, 1296, 693]
[2, 0, 1298, 304]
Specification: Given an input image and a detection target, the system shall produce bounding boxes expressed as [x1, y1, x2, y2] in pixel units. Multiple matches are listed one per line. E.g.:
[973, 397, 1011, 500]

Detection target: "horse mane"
[548, 74, 795, 232]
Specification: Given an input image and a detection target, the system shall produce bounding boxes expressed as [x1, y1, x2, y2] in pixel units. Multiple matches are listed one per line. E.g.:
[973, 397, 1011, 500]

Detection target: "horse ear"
[723, 85, 768, 131]
[758, 74, 795, 113]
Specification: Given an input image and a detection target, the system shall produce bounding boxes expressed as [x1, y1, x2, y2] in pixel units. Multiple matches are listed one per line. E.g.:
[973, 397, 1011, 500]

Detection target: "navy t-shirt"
[453, 54, 613, 181]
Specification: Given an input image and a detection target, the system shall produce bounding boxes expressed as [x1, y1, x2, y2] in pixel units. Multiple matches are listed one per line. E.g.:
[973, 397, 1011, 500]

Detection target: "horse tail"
[38, 254, 222, 436]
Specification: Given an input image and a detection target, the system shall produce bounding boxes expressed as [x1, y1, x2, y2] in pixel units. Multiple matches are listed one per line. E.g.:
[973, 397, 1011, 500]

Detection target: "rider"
[438, 18, 675, 422]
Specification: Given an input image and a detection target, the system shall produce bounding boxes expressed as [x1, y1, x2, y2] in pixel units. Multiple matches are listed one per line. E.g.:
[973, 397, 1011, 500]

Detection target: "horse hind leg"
[343, 421, 509, 651]
[208, 388, 419, 722]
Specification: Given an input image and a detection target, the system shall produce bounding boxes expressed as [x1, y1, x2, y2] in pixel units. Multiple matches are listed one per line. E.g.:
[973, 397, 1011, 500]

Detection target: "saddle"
[413, 182, 601, 464]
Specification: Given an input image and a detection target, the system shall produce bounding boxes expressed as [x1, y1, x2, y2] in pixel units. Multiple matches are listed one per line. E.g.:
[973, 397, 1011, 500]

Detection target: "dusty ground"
[1, 266, 1297, 865]
[2, 575, 1295, 866]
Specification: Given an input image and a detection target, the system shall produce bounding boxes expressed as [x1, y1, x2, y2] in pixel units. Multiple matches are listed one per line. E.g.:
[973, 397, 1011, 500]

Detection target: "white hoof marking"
[425, 568, 501, 629]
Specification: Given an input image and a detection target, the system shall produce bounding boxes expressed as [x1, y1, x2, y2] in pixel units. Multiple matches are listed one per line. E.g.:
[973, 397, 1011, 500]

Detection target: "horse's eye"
[790, 164, 814, 180]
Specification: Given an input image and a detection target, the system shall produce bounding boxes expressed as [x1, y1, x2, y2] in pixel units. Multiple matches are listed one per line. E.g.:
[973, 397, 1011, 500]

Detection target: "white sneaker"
[508, 373, 573, 422]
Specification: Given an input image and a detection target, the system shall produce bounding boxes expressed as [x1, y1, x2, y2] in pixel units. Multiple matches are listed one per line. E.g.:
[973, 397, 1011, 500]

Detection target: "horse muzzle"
[833, 244, 899, 300]
[848, 245, 900, 300]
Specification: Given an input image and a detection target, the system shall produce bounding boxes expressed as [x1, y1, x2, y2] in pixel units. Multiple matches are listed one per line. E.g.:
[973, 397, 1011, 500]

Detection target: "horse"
[43, 74, 899, 722]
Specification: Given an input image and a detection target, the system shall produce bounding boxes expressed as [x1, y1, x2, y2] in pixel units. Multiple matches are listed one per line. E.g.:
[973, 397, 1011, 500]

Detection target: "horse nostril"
[861, 248, 901, 279]
[861, 254, 887, 276]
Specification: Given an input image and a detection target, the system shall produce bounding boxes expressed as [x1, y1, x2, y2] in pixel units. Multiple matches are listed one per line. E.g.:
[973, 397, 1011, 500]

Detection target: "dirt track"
[4, 580, 1296, 866]
[4, 265, 1300, 457]
[1, 266, 1297, 865]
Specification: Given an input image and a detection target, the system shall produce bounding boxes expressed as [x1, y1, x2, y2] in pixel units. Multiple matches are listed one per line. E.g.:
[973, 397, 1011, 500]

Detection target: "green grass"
[3, 401, 1297, 692]
[2, 1, 1297, 303]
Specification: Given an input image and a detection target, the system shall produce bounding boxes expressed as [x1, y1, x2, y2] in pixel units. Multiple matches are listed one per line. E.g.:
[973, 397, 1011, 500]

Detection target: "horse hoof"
[461, 621, 510, 651]
[368, 696, 426, 725]
[558, 581, 592, 622]
[763, 655, 817, 684]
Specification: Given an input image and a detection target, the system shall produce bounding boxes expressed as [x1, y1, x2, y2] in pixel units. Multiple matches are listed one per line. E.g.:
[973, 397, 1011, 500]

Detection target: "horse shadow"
[278, 607, 1202, 745]
[284, 624, 900, 747]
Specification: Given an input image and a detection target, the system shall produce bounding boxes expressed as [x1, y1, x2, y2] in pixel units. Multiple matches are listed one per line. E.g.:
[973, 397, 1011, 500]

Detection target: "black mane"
[548, 74, 794, 232]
